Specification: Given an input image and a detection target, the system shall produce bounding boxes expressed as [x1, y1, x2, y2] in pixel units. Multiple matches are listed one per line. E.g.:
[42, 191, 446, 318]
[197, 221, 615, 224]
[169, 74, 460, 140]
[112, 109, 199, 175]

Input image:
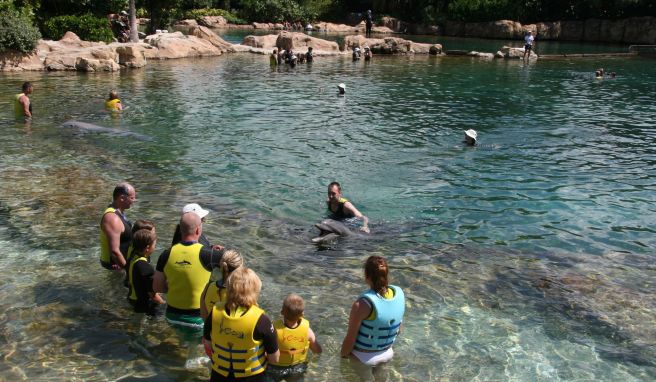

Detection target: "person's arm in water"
[115, 100, 123, 111]
[101, 212, 127, 268]
[308, 326, 322, 354]
[153, 271, 167, 293]
[19, 95, 31, 118]
[340, 298, 372, 357]
[343, 201, 370, 233]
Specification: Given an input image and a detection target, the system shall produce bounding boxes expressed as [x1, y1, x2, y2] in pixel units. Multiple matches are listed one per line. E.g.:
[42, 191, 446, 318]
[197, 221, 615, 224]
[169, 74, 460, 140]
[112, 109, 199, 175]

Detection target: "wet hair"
[273, 49, 277, 54]
[282, 294, 305, 321]
[131, 228, 157, 256]
[218, 249, 243, 283]
[109, 90, 119, 100]
[113, 182, 132, 200]
[226, 267, 261, 311]
[132, 219, 155, 235]
[22, 82, 32, 92]
[328, 181, 341, 192]
[180, 212, 201, 236]
[364, 255, 389, 295]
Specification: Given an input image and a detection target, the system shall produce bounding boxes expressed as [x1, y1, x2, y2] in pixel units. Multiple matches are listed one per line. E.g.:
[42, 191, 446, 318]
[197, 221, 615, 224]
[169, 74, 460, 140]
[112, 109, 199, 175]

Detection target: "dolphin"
[312, 218, 354, 243]
[60, 120, 152, 141]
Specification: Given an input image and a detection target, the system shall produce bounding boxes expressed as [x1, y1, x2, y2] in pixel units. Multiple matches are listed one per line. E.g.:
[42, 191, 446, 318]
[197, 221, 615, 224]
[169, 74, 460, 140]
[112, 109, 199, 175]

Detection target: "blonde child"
[267, 294, 322, 382]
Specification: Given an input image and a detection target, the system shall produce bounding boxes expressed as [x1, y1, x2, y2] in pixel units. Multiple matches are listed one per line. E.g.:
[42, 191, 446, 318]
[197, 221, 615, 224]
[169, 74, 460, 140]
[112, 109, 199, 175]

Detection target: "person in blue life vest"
[326, 182, 370, 233]
[14, 81, 33, 121]
[203, 267, 280, 382]
[100, 183, 136, 271]
[199, 249, 244, 320]
[266, 294, 322, 381]
[153, 212, 224, 330]
[127, 226, 165, 314]
[341, 256, 405, 381]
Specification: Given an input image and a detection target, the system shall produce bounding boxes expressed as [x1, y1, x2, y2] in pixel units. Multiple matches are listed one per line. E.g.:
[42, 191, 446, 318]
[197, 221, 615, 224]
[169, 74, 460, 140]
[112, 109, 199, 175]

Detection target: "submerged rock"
[343, 35, 442, 55]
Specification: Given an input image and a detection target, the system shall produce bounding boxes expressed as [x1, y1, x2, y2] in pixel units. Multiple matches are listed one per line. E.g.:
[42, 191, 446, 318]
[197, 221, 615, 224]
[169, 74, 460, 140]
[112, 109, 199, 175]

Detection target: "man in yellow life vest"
[105, 90, 123, 111]
[153, 212, 224, 330]
[100, 182, 136, 270]
[266, 294, 322, 382]
[14, 82, 33, 121]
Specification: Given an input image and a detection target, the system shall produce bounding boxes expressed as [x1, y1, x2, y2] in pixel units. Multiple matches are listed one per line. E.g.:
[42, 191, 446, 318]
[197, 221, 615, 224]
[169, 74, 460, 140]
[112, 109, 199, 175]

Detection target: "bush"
[42, 14, 114, 42]
[0, 8, 41, 53]
[182, 8, 247, 24]
[237, 0, 316, 23]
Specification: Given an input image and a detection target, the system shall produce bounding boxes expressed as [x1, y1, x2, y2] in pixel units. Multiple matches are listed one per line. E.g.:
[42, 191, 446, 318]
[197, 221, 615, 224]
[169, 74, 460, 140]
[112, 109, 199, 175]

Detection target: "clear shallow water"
[0, 50, 655, 381]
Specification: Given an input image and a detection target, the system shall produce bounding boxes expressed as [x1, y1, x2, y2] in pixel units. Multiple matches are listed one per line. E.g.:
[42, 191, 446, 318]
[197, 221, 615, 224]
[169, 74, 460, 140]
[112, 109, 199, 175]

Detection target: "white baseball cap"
[338, 83, 346, 90]
[465, 129, 477, 141]
[182, 203, 209, 218]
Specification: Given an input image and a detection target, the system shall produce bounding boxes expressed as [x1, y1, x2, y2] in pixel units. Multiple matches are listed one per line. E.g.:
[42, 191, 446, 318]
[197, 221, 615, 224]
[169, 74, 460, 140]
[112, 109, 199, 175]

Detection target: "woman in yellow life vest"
[200, 249, 243, 320]
[202, 267, 279, 382]
[341, 256, 406, 381]
[267, 294, 322, 382]
[105, 90, 123, 111]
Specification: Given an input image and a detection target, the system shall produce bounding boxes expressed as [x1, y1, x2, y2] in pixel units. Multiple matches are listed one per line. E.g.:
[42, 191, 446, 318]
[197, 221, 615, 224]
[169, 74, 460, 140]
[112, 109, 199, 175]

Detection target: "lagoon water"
[0, 38, 655, 381]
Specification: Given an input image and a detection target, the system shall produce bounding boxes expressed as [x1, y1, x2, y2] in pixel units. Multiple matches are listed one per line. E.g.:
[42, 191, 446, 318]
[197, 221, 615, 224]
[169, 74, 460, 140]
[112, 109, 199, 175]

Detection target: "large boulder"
[276, 31, 339, 53]
[199, 16, 227, 28]
[0, 51, 43, 71]
[622, 16, 656, 44]
[176, 19, 198, 27]
[242, 34, 278, 49]
[313, 22, 357, 33]
[114, 45, 147, 68]
[599, 19, 626, 43]
[445, 20, 465, 36]
[252, 22, 274, 29]
[561, 20, 584, 40]
[189, 25, 232, 52]
[495, 45, 538, 59]
[143, 31, 222, 59]
[343, 35, 441, 55]
[465, 20, 523, 39]
[75, 57, 120, 72]
[536, 22, 561, 40]
[583, 19, 602, 41]
[380, 16, 404, 32]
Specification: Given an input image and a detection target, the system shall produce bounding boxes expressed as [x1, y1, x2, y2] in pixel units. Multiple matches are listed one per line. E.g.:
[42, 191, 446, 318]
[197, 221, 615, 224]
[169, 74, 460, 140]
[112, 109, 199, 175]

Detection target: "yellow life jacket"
[99, 206, 132, 265]
[271, 318, 310, 367]
[211, 305, 267, 377]
[203, 280, 227, 314]
[163, 243, 209, 310]
[105, 98, 121, 111]
[14, 93, 25, 118]
[128, 255, 147, 301]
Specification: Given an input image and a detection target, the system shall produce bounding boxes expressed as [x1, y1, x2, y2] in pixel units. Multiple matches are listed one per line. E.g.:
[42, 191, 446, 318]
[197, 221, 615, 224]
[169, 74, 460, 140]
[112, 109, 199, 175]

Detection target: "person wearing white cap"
[464, 129, 477, 146]
[337, 83, 346, 96]
[171, 203, 222, 250]
[352, 46, 361, 61]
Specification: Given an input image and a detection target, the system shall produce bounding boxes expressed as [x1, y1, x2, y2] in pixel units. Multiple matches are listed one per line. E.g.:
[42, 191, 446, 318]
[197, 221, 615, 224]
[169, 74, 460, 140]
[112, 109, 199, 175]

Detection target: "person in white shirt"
[524, 31, 535, 60]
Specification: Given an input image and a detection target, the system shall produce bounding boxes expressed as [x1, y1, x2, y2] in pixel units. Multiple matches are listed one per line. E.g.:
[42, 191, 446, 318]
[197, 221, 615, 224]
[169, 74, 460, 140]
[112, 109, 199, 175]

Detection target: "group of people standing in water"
[99, 181, 404, 381]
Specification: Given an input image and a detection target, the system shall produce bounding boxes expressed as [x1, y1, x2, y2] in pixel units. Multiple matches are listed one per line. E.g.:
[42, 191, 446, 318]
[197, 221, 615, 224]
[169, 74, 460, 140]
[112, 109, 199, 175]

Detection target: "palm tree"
[129, 0, 138, 42]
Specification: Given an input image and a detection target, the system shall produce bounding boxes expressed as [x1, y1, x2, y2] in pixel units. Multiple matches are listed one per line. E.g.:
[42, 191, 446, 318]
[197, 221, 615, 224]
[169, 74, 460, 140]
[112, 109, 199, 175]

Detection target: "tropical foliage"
[0, 3, 41, 53]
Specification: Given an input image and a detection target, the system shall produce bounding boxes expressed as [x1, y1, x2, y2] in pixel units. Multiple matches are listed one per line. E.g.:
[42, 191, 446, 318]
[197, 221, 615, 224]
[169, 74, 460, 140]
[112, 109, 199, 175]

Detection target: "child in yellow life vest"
[266, 294, 322, 382]
[105, 90, 123, 111]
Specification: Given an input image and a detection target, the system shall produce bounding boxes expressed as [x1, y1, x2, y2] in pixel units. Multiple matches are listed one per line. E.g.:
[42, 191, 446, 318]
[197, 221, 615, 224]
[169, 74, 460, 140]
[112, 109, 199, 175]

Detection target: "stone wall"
[443, 17, 656, 44]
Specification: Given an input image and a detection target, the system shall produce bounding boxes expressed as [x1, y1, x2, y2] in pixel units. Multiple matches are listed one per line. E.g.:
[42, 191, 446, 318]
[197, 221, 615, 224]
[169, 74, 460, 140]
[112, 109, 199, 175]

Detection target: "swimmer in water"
[464, 129, 477, 146]
[337, 83, 346, 96]
[326, 181, 369, 233]
[105, 90, 123, 111]
[14, 82, 33, 121]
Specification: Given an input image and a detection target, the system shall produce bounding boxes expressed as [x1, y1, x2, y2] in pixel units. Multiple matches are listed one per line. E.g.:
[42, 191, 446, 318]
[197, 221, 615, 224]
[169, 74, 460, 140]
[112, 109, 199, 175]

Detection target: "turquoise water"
[0, 48, 655, 381]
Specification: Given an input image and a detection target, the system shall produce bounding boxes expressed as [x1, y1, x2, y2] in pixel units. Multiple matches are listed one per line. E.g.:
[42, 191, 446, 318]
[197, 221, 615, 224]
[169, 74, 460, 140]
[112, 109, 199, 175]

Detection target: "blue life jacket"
[355, 285, 405, 350]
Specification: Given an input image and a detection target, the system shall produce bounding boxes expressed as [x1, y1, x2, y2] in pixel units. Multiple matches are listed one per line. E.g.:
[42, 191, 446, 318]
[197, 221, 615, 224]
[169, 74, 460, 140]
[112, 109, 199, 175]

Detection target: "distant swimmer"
[100, 182, 136, 270]
[14, 82, 33, 121]
[270, 49, 278, 66]
[464, 129, 477, 146]
[326, 181, 370, 233]
[105, 90, 123, 111]
[364, 46, 372, 61]
[352, 46, 361, 61]
[337, 83, 346, 96]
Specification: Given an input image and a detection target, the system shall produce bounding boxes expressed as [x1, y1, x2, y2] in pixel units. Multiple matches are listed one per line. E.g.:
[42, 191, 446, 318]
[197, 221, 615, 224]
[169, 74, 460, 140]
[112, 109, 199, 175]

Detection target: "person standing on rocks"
[364, 10, 373, 38]
[14, 82, 33, 121]
[523, 31, 535, 60]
